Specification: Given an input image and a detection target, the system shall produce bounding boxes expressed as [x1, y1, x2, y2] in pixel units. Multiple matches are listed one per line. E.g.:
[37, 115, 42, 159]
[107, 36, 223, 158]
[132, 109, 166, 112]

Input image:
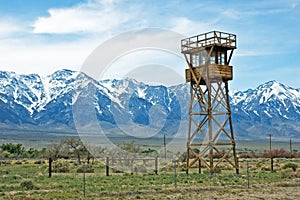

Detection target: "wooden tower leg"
[186, 147, 190, 174]
[225, 82, 239, 174]
[208, 82, 214, 174]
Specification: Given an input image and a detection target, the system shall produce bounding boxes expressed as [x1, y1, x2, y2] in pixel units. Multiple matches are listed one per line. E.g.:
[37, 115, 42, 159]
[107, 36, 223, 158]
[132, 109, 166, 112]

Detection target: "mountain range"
[0, 69, 299, 139]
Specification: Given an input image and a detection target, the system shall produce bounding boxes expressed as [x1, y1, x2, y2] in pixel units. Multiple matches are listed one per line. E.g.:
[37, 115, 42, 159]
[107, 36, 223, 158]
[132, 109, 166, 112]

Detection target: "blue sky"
[0, 0, 299, 90]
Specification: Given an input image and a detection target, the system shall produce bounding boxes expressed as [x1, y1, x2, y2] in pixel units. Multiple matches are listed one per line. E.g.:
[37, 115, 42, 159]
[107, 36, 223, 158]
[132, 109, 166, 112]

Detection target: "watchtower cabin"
[181, 31, 239, 174]
[182, 31, 235, 84]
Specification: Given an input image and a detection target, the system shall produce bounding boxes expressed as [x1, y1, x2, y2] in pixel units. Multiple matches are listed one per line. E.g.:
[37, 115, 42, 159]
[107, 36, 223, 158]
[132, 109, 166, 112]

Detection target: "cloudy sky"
[0, 0, 299, 90]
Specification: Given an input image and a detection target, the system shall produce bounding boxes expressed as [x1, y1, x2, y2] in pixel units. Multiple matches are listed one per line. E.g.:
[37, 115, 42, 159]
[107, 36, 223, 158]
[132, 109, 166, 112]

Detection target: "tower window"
[200, 51, 206, 65]
[210, 52, 215, 64]
[218, 52, 225, 65]
[192, 53, 200, 66]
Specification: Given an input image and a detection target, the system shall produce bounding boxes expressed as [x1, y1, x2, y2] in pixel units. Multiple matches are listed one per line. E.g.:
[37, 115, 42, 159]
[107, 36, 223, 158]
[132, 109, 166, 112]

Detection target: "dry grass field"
[0, 158, 300, 199]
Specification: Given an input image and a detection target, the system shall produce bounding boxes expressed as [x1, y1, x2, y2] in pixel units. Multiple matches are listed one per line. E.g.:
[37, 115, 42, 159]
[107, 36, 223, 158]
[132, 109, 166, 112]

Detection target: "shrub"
[34, 160, 45, 164]
[13, 174, 22, 179]
[214, 165, 222, 173]
[213, 150, 228, 159]
[52, 159, 70, 173]
[295, 169, 300, 178]
[0, 160, 11, 165]
[261, 148, 293, 158]
[260, 165, 271, 171]
[0, 170, 9, 175]
[280, 170, 293, 178]
[238, 153, 258, 158]
[118, 141, 141, 153]
[282, 163, 298, 172]
[256, 161, 263, 168]
[112, 168, 124, 173]
[20, 180, 35, 190]
[141, 148, 157, 155]
[14, 161, 22, 165]
[76, 164, 94, 173]
[1, 151, 12, 158]
[34, 172, 44, 178]
[160, 163, 173, 172]
[133, 165, 147, 173]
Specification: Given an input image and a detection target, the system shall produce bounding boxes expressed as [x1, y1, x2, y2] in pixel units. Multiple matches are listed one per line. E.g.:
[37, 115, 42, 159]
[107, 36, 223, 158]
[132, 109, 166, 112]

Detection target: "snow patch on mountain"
[0, 70, 300, 138]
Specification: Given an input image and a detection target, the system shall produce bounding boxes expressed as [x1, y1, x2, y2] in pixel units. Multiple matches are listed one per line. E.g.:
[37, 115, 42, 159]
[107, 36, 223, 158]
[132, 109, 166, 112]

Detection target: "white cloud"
[0, 0, 299, 91]
[220, 1, 299, 19]
[170, 17, 220, 36]
[102, 49, 186, 86]
[235, 49, 282, 57]
[80, 28, 185, 81]
[0, 37, 97, 75]
[0, 19, 23, 36]
[221, 9, 242, 20]
[33, 0, 131, 34]
[0, 0, 142, 76]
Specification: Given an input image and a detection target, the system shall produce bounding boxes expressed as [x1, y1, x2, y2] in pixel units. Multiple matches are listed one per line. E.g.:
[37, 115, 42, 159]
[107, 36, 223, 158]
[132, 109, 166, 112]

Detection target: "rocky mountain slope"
[0, 69, 299, 139]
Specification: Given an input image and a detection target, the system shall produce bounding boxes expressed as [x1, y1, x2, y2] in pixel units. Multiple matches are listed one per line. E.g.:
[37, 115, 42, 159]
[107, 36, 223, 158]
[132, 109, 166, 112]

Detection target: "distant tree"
[45, 142, 64, 178]
[0, 143, 26, 157]
[46, 142, 63, 161]
[63, 138, 88, 165]
[261, 148, 295, 158]
[27, 147, 46, 158]
[84, 145, 105, 164]
[118, 141, 141, 153]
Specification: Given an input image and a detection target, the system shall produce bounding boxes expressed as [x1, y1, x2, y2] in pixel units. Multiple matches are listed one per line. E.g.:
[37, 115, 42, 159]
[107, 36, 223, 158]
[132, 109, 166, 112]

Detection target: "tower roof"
[181, 31, 236, 54]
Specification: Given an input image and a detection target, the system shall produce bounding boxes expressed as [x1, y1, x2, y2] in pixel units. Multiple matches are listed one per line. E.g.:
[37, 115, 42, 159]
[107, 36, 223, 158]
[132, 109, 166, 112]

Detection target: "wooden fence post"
[48, 157, 52, 178]
[154, 157, 158, 175]
[198, 159, 201, 174]
[106, 157, 109, 176]
[130, 159, 134, 175]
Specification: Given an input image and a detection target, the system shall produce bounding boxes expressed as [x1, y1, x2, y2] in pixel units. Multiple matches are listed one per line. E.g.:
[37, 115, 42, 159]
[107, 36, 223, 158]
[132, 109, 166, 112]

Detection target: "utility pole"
[269, 134, 273, 172]
[164, 134, 166, 160]
[83, 161, 86, 197]
[247, 160, 250, 188]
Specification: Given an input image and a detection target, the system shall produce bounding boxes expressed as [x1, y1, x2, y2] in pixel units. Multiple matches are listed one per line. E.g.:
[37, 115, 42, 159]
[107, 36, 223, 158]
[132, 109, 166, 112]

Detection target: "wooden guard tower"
[181, 31, 239, 174]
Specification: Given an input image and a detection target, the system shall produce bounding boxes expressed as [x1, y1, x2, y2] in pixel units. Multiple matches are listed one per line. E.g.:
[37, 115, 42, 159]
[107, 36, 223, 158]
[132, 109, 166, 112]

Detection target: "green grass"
[0, 158, 300, 199]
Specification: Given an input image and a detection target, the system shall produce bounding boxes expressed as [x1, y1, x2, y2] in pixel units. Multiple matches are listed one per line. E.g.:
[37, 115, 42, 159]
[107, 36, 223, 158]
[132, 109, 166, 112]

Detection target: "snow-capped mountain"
[0, 70, 299, 139]
[0, 69, 187, 135]
[230, 80, 300, 138]
[231, 80, 300, 120]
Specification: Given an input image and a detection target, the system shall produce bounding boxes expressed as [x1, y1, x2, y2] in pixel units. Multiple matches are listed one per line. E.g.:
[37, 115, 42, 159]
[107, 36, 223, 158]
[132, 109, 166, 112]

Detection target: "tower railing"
[181, 31, 236, 53]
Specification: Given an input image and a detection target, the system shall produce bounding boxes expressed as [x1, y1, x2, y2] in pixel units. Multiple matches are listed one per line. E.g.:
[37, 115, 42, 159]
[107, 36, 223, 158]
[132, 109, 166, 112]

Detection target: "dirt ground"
[91, 182, 300, 200]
